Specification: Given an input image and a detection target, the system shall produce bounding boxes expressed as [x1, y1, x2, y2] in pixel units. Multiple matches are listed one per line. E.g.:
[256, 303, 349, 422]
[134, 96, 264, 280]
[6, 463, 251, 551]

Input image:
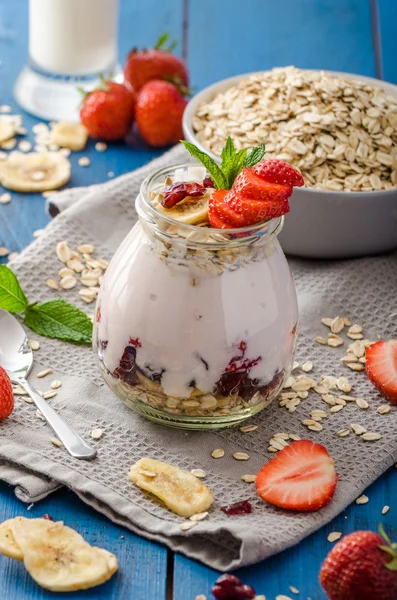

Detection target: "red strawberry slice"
[233, 168, 292, 201]
[253, 159, 305, 187]
[208, 189, 238, 228]
[226, 190, 290, 226]
[0, 366, 14, 421]
[256, 440, 338, 512]
[366, 340, 397, 403]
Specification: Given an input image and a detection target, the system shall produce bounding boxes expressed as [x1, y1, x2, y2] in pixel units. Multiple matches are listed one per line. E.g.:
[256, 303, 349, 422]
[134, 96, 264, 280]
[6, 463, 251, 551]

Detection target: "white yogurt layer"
[97, 224, 298, 399]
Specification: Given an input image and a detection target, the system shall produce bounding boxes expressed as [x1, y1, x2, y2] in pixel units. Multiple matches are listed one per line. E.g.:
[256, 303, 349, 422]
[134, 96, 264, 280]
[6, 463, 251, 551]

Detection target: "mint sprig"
[181, 136, 266, 190]
[0, 265, 92, 345]
[0, 265, 28, 313]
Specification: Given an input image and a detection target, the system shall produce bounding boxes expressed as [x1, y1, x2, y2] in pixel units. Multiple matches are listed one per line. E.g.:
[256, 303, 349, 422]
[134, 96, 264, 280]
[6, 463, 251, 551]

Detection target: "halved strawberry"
[256, 440, 338, 512]
[208, 189, 238, 228]
[233, 168, 292, 201]
[366, 340, 397, 403]
[253, 159, 305, 187]
[226, 190, 290, 226]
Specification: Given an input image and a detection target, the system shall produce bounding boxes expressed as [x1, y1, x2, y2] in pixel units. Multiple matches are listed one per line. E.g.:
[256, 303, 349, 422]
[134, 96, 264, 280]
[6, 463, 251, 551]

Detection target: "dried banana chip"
[129, 458, 214, 518]
[50, 121, 88, 151]
[0, 518, 23, 560]
[0, 152, 71, 192]
[10, 517, 118, 592]
[0, 120, 16, 143]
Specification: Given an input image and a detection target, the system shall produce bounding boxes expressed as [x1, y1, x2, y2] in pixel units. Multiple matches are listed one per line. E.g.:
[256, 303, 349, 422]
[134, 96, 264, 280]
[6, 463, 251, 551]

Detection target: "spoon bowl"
[0, 309, 33, 377]
[0, 309, 96, 460]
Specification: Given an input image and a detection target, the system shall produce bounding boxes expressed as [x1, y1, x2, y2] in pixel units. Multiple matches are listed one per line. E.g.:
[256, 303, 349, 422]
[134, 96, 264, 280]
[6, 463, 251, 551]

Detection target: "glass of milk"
[14, 0, 120, 121]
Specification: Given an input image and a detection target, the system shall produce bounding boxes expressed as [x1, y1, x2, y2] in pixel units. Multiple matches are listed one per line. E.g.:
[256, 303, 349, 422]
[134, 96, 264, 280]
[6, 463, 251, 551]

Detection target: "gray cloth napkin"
[1, 143, 397, 570]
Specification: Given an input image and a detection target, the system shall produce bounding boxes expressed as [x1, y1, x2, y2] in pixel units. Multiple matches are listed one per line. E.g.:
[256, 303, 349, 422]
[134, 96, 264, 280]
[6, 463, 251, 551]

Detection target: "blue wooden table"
[1, 1, 397, 598]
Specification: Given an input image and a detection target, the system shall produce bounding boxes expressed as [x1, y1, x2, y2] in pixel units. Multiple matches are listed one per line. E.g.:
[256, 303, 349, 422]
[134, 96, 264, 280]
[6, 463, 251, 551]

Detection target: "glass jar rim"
[138, 162, 284, 247]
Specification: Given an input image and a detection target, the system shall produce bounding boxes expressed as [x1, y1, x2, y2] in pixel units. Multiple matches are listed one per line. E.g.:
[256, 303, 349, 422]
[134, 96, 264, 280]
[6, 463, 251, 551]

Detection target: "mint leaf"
[220, 137, 242, 188]
[0, 265, 29, 313]
[155, 32, 169, 49]
[245, 141, 266, 167]
[181, 141, 227, 189]
[24, 299, 92, 344]
[229, 147, 248, 184]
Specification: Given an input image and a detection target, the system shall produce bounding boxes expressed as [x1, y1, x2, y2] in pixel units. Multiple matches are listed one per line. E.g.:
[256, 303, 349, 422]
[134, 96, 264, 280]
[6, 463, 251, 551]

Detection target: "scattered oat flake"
[233, 452, 249, 461]
[336, 429, 350, 437]
[180, 521, 197, 532]
[18, 140, 32, 152]
[356, 495, 369, 505]
[78, 157, 90, 166]
[276, 596, 293, 600]
[195, 595, 207, 600]
[91, 428, 103, 440]
[361, 432, 382, 441]
[211, 448, 224, 459]
[289, 587, 300, 595]
[292, 360, 300, 370]
[191, 469, 206, 478]
[331, 316, 345, 333]
[50, 437, 63, 447]
[0, 192, 11, 204]
[356, 398, 369, 409]
[37, 368, 53, 379]
[46, 278, 59, 290]
[328, 336, 344, 348]
[190, 511, 208, 522]
[241, 474, 256, 483]
[50, 380, 61, 389]
[95, 142, 107, 152]
[328, 531, 342, 542]
[382, 506, 390, 515]
[321, 317, 333, 327]
[315, 336, 328, 345]
[377, 404, 391, 415]
[330, 404, 344, 414]
[283, 375, 295, 388]
[42, 390, 57, 400]
[350, 423, 367, 435]
[108, 171, 114, 177]
[240, 424, 258, 432]
[0, 247, 10, 257]
[29, 339, 40, 350]
[302, 361, 313, 372]
[33, 229, 44, 238]
[36, 410, 45, 420]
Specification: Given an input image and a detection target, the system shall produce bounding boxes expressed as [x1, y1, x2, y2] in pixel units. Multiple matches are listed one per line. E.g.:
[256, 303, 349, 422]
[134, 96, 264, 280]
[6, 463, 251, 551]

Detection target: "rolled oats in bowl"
[192, 66, 397, 192]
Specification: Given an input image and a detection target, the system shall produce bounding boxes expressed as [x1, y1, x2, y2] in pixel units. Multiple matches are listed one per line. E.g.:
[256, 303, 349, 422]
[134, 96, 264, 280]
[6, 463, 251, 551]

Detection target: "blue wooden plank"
[0, 0, 185, 263]
[377, 0, 397, 83]
[173, 465, 397, 600]
[0, 482, 168, 600]
[187, 0, 377, 91]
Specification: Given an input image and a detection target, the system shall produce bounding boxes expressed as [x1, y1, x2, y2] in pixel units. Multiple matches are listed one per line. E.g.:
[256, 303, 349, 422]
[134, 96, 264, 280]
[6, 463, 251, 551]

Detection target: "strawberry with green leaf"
[182, 137, 304, 228]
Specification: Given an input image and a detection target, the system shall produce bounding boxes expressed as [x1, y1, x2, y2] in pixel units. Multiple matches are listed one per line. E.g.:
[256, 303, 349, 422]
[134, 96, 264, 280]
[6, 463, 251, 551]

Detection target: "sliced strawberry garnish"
[256, 440, 338, 512]
[208, 189, 239, 228]
[233, 168, 292, 201]
[253, 159, 304, 187]
[366, 340, 397, 403]
[226, 190, 290, 226]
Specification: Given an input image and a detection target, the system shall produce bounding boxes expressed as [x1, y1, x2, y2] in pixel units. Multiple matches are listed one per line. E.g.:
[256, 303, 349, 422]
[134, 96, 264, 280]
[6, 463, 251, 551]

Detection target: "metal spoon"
[0, 309, 96, 459]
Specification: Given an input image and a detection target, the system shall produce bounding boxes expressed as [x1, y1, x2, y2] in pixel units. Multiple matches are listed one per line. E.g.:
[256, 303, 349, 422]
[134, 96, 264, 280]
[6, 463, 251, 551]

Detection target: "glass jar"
[93, 164, 298, 430]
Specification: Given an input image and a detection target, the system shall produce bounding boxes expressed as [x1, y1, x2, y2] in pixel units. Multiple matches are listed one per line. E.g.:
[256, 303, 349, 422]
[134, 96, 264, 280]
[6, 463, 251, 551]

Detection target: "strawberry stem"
[155, 32, 178, 52]
[379, 524, 397, 571]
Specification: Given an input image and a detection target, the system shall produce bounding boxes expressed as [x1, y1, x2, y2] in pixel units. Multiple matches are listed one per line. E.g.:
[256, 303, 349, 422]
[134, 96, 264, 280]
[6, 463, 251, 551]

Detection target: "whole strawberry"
[320, 527, 397, 600]
[80, 81, 135, 140]
[124, 33, 189, 92]
[0, 366, 14, 421]
[135, 80, 187, 147]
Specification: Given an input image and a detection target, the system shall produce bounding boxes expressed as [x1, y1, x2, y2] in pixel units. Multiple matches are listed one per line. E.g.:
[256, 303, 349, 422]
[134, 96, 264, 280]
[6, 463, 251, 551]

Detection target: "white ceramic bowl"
[183, 70, 397, 259]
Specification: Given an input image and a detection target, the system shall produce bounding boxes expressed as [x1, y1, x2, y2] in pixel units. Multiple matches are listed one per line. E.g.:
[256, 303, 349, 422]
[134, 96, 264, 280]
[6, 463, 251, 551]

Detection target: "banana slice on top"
[9, 517, 118, 592]
[155, 195, 209, 225]
[0, 152, 71, 192]
[50, 121, 88, 151]
[0, 120, 16, 144]
[0, 517, 24, 561]
[129, 458, 214, 518]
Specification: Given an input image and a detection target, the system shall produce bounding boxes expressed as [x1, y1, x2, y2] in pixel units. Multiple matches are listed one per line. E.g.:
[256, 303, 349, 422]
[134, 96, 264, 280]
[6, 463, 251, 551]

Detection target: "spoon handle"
[18, 378, 96, 460]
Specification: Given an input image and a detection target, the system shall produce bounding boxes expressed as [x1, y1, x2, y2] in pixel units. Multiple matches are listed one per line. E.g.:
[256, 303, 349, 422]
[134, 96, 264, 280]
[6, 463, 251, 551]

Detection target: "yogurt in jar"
[93, 165, 299, 428]
[29, 0, 119, 75]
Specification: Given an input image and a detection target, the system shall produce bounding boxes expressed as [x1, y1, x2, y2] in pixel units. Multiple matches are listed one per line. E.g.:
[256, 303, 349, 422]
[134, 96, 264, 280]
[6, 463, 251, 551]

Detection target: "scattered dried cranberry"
[203, 176, 215, 188]
[220, 500, 253, 516]
[160, 182, 206, 208]
[42, 514, 53, 521]
[212, 574, 256, 599]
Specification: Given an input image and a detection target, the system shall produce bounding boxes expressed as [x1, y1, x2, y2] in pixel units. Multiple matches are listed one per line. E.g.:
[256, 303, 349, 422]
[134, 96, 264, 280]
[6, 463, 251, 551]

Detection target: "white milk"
[29, 0, 119, 75]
